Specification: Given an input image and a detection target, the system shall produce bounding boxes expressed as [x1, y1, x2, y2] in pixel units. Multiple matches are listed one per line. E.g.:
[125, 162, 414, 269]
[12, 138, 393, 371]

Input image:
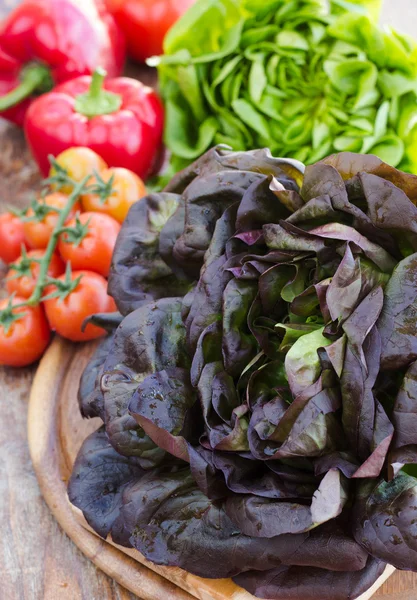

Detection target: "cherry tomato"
[43, 270, 116, 341]
[6, 250, 65, 299]
[104, 0, 197, 62]
[0, 212, 26, 264]
[82, 167, 146, 223]
[0, 297, 51, 367]
[23, 193, 81, 250]
[50, 147, 108, 194]
[58, 212, 121, 277]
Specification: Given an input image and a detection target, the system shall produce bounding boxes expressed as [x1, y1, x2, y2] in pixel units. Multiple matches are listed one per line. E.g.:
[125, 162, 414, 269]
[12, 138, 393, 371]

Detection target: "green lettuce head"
[154, 0, 417, 175]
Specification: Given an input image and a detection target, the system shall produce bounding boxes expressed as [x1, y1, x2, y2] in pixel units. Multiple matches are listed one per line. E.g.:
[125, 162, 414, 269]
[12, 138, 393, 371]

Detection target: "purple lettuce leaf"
[68, 428, 144, 540]
[108, 193, 191, 316]
[321, 152, 417, 202]
[183, 203, 238, 352]
[359, 173, 417, 240]
[163, 146, 229, 194]
[301, 159, 402, 256]
[224, 468, 348, 538]
[379, 253, 417, 369]
[209, 450, 317, 500]
[124, 470, 308, 578]
[282, 521, 368, 572]
[353, 474, 417, 570]
[248, 387, 344, 461]
[341, 326, 394, 477]
[234, 557, 386, 600]
[222, 278, 258, 376]
[78, 334, 115, 421]
[102, 297, 189, 467]
[197, 362, 250, 451]
[172, 170, 263, 277]
[308, 223, 396, 273]
[236, 176, 291, 231]
[128, 367, 199, 462]
[392, 360, 417, 448]
[164, 146, 304, 195]
[218, 148, 304, 189]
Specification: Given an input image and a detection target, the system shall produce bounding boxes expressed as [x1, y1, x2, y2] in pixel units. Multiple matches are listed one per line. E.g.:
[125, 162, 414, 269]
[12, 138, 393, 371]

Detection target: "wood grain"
[28, 337, 395, 600]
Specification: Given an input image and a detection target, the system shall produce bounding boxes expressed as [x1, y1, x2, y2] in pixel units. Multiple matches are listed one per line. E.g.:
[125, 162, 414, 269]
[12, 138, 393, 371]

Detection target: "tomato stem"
[25, 176, 91, 307]
[0, 296, 27, 335]
[0, 167, 96, 331]
[89, 170, 116, 204]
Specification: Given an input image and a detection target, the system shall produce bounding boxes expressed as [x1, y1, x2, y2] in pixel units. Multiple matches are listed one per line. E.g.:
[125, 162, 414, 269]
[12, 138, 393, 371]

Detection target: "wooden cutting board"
[27, 336, 396, 600]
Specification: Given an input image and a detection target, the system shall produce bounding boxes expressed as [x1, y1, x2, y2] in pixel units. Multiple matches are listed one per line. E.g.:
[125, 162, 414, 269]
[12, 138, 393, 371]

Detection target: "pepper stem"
[0, 63, 53, 111]
[89, 67, 107, 99]
[74, 67, 122, 118]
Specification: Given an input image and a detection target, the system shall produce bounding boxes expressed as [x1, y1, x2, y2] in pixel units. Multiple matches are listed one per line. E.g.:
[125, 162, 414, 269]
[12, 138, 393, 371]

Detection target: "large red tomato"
[104, 0, 197, 62]
[43, 270, 116, 342]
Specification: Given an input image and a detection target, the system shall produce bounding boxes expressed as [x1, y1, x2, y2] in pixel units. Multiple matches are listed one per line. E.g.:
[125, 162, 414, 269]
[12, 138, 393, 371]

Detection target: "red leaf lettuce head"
[69, 148, 417, 599]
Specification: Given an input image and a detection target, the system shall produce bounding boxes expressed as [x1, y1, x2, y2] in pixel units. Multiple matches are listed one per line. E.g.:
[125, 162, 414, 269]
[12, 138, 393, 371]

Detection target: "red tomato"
[105, 0, 197, 62]
[0, 297, 51, 367]
[6, 250, 65, 299]
[23, 193, 81, 250]
[0, 212, 26, 264]
[43, 270, 116, 341]
[82, 167, 146, 223]
[58, 212, 121, 277]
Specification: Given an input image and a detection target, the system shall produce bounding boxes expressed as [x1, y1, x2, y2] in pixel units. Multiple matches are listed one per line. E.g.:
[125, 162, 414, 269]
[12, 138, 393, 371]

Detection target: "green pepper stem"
[74, 67, 122, 118]
[0, 64, 53, 111]
[25, 176, 91, 307]
[89, 67, 106, 99]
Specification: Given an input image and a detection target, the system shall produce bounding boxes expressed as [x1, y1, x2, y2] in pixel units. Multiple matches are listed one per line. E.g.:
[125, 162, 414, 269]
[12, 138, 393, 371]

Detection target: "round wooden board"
[28, 336, 394, 600]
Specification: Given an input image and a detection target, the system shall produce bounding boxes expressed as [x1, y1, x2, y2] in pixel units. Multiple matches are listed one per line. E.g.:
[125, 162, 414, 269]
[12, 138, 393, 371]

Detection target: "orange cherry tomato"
[0, 212, 26, 264]
[6, 250, 65, 299]
[43, 270, 116, 341]
[50, 147, 108, 194]
[0, 297, 51, 367]
[23, 193, 81, 250]
[82, 167, 146, 223]
[58, 212, 121, 277]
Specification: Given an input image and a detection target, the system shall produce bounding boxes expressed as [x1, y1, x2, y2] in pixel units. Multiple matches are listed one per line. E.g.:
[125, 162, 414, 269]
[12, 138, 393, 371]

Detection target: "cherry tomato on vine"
[23, 192, 81, 250]
[0, 297, 51, 367]
[43, 270, 116, 341]
[0, 212, 26, 264]
[104, 0, 197, 62]
[50, 147, 107, 194]
[82, 167, 146, 223]
[58, 212, 120, 277]
[6, 250, 65, 299]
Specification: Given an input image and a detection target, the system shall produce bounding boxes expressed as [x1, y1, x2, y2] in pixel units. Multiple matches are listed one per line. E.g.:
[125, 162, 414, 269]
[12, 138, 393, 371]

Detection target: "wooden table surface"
[1, 1, 417, 599]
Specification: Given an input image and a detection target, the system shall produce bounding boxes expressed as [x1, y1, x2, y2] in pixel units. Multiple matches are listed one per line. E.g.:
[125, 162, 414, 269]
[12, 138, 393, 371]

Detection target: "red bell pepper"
[24, 69, 164, 179]
[0, 0, 125, 127]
